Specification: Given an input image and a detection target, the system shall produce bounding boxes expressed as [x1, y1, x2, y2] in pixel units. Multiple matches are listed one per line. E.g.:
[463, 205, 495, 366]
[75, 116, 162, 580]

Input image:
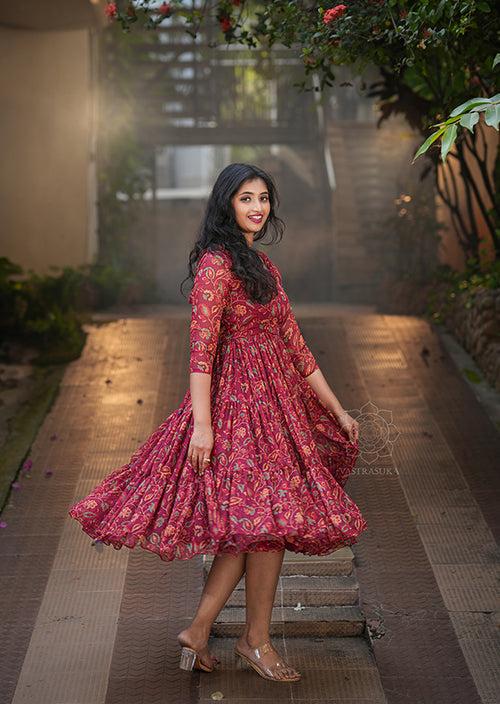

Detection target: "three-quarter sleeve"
[261, 252, 319, 378]
[280, 303, 320, 377]
[188, 250, 232, 375]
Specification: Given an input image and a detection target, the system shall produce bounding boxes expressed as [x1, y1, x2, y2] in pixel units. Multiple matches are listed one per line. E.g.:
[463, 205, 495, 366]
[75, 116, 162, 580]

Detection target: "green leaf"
[463, 368, 482, 384]
[441, 123, 458, 162]
[450, 98, 491, 117]
[471, 102, 493, 113]
[459, 111, 479, 132]
[484, 104, 500, 130]
[493, 53, 500, 69]
[439, 115, 461, 126]
[477, 1, 490, 11]
[412, 126, 446, 162]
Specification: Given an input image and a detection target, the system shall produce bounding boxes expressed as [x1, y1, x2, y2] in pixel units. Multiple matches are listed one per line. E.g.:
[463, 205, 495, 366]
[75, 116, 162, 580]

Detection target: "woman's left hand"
[334, 409, 359, 443]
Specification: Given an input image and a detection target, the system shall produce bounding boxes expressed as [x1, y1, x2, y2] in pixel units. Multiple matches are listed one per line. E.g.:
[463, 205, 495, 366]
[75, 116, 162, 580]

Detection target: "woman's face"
[231, 177, 271, 240]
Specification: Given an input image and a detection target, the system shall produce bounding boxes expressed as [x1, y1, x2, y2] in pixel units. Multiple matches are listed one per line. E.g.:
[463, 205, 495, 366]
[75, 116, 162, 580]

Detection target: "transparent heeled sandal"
[235, 640, 301, 682]
[179, 644, 220, 672]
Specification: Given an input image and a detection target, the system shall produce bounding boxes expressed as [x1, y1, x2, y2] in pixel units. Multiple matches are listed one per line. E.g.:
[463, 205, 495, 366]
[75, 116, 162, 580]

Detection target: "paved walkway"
[0, 305, 498, 704]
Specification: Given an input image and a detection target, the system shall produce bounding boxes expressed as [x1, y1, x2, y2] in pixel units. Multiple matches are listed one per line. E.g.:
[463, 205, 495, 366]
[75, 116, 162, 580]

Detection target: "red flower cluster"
[220, 16, 232, 32]
[323, 4, 348, 25]
[104, 2, 117, 20]
[159, 2, 172, 16]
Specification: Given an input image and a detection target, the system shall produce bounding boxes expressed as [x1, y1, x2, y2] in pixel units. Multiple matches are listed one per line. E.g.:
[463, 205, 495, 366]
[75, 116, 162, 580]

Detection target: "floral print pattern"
[68, 248, 368, 561]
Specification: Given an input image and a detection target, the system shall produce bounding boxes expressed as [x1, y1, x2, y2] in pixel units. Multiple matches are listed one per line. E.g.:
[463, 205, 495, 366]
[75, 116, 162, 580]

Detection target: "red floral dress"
[68, 248, 368, 560]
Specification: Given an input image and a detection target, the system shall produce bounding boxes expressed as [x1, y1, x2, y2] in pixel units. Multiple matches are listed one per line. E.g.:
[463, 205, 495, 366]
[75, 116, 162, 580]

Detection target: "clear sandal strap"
[252, 642, 296, 675]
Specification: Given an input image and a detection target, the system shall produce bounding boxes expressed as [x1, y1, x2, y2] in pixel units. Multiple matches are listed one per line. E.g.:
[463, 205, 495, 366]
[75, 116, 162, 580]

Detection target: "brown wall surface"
[0, 25, 98, 274]
[436, 119, 498, 271]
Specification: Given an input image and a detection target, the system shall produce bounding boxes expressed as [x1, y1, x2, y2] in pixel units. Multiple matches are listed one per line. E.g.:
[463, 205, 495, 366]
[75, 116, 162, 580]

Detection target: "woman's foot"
[235, 631, 301, 681]
[177, 625, 220, 670]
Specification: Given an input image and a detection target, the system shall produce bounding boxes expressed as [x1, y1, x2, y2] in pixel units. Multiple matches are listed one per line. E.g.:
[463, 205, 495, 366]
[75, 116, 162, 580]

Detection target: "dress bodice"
[188, 248, 319, 378]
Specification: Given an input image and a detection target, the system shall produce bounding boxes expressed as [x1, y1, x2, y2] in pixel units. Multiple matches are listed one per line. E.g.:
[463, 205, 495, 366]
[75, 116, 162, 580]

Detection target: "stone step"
[200, 636, 387, 702]
[226, 574, 359, 608]
[211, 604, 365, 638]
[203, 547, 355, 579]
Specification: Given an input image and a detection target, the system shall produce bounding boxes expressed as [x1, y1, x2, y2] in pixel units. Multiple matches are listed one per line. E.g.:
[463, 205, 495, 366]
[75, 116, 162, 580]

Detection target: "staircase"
[203, 547, 365, 638]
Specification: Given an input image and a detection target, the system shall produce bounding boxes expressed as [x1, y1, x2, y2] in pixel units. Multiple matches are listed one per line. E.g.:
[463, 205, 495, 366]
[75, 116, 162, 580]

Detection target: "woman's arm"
[264, 253, 358, 443]
[303, 366, 345, 417]
[304, 359, 359, 443]
[187, 250, 231, 472]
[280, 304, 320, 378]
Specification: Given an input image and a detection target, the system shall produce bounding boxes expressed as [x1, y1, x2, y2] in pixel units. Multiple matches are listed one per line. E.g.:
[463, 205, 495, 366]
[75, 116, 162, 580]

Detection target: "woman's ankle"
[183, 619, 211, 641]
[244, 628, 271, 648]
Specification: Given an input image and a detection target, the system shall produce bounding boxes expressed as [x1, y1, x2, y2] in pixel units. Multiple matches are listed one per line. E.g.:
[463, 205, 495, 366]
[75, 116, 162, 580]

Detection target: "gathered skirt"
[68, 329, 368, 561]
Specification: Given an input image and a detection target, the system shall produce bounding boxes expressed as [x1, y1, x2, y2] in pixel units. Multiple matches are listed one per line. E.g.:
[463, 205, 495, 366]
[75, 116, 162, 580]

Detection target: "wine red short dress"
[68, 248, 368, 561]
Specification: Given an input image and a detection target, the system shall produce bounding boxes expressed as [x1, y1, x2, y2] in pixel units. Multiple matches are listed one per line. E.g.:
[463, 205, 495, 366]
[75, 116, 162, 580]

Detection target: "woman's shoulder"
[197, 248, 233, 271]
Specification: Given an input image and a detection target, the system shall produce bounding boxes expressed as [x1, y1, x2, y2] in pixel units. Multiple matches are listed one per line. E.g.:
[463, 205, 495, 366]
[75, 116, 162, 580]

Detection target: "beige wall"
[0, 25, 98, 274]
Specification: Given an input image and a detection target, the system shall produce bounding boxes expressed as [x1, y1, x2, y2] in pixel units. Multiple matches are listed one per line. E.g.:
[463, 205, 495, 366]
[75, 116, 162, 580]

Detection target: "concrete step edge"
[211, 605, 365, 638]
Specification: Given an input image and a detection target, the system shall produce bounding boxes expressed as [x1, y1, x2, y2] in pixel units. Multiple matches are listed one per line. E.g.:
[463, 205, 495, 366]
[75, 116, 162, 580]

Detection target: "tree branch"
[462, 126, 498, 213]
[456, 135, 498, 247]
[438, 162, 472, 256]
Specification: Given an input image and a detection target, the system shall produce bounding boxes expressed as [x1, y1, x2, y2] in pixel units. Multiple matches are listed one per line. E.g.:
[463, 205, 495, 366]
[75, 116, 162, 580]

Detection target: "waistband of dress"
[219, 325, 281, 341]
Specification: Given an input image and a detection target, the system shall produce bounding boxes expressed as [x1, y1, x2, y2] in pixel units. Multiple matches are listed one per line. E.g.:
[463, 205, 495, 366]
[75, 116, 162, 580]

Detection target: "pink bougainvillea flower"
[220, 16, 232, 32]
[11, 481, 21, 490]
[323, 5, 348, 25]
[104, 2, 117, 19]
[159, 2, 172, 16]
[45, 469, 53, 477]
[22, 459, 33, 471]
[0, 521, 7, 529]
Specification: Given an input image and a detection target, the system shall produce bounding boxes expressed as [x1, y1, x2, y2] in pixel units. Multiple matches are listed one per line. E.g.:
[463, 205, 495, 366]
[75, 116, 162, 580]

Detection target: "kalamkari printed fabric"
[68, 248, 368, 561]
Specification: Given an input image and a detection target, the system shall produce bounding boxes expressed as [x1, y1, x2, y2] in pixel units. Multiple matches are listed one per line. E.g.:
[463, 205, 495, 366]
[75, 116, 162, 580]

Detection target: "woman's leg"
[178, 552, 246, 667]
[236, 549, 300, 680]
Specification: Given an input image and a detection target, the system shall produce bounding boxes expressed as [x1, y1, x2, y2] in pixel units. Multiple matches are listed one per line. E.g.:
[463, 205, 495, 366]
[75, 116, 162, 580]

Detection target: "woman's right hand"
[187, 422, 214, 474]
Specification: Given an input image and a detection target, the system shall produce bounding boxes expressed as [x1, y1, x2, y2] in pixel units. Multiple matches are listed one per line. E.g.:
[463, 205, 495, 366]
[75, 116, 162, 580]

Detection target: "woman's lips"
[248, 215, 263, 223]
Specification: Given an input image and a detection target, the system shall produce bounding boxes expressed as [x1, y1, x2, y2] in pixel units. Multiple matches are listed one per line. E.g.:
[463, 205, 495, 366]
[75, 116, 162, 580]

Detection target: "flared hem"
[68, 507, 368, 562]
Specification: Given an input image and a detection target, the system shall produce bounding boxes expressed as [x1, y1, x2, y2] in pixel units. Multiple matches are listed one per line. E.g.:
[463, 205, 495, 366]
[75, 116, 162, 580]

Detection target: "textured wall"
[0, 26, 97, 274]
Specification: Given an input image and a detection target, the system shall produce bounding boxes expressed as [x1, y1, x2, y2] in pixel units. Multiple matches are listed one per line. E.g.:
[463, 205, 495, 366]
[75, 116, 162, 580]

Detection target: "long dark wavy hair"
[180, 163, 285, 305]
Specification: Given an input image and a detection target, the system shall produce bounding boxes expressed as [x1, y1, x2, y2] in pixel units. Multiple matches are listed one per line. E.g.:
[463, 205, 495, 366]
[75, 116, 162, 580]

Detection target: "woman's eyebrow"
[239, 191, 269, 195]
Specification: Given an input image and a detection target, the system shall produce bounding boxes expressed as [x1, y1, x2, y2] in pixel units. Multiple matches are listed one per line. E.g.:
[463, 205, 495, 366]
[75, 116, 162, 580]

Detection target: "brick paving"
[0, 305, 498, 704]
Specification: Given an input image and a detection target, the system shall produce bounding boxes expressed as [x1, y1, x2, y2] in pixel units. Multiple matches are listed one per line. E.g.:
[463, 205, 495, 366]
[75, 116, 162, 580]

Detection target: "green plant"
[0, 258, 88, 364]
[0, 257, 159, 365]
[413, 53, 500, 163]
[97, 22, 154, 270]
[425, 256, 500, 323]
[102, 1, 500, 262]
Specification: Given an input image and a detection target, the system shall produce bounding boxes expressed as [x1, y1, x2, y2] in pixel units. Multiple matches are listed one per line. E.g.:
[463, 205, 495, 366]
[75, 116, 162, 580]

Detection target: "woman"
[68, 162, 368, 683]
